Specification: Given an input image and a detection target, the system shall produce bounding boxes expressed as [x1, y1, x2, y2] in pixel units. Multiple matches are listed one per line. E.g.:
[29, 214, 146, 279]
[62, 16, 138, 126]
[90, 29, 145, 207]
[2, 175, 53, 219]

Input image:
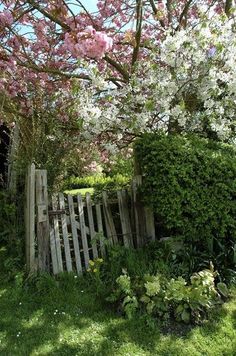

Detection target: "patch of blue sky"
[71, 0, 98, 13]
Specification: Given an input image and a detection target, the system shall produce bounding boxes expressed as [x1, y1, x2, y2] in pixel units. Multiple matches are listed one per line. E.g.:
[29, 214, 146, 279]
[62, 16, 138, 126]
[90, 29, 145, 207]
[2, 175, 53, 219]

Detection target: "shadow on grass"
[0, 245, 235, 356]
[0, 283, 87, 354]
[0, 279, 235, 356]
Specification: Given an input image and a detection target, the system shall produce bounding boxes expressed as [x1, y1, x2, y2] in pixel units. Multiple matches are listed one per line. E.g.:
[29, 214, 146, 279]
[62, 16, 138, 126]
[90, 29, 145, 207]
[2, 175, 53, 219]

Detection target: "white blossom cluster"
[76, 14, 236, 145]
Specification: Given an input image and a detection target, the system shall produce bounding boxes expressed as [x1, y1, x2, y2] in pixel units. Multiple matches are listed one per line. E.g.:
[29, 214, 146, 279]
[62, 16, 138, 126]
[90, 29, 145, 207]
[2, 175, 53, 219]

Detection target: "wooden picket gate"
[25, 164, 155, 274]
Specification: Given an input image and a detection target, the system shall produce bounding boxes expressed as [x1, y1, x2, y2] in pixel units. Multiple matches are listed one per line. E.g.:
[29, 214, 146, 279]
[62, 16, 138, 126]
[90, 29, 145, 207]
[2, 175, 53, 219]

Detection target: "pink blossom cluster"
[0, 10, 13, 27]
[64, 26, 113, 60]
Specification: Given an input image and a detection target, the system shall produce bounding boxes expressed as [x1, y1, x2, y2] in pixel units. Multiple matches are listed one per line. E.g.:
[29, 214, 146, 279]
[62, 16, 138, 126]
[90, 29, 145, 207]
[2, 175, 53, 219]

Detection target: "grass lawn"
[64, 188, 94, 196]
[0, 247, 236, 356]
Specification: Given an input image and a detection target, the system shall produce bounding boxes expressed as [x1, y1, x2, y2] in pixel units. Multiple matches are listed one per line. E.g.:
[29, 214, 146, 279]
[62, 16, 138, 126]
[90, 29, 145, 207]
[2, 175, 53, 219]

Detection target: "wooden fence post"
[117, 189, 133, 248]
[144, 207, 155, 242]
[35, 169, 50, 272]
[25, 163, 36, 272]
[131, 176, 156, 245]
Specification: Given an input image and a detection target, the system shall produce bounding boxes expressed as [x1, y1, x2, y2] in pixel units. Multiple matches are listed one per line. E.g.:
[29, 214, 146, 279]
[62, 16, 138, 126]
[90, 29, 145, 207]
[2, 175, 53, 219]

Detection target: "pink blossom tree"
[0, 1, 234, 97]
[0, 1, 235, 183]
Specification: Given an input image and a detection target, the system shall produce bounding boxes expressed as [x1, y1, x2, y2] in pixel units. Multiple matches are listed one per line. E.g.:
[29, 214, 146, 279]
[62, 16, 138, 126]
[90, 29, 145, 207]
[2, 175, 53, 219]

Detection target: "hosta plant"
[108, 265, 229, 324]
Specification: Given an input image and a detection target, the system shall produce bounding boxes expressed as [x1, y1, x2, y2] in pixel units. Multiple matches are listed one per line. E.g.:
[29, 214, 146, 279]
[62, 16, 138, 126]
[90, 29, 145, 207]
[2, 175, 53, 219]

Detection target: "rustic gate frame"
[25, 164, 155, 274]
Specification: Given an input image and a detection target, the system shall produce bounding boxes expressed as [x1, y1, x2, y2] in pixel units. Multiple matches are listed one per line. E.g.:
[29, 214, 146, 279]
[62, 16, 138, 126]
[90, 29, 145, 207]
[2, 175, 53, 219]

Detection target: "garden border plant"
[106, 263, 229, 324]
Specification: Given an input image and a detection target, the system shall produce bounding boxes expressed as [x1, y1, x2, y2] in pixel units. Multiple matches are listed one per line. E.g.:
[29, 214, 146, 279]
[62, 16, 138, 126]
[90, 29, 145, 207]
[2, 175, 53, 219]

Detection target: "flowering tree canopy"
[0, 0, 236, 151]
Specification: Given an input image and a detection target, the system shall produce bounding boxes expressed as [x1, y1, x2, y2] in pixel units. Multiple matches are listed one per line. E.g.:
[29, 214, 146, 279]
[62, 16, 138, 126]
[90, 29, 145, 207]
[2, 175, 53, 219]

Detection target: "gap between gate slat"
[68, 195, 82, 274]
[59, 193, 73, 272]
[52, 196, 63, 272]
[95, 204, 105, 257]
[77, 194, 90, 269]
[86, 193, 98, 259]
[50, 226, 59, 275]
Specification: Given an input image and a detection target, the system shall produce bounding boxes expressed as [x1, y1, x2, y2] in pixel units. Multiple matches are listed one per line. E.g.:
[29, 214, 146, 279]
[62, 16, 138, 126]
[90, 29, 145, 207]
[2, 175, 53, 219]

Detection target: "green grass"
[64, 187, 94, 196]
[0, 247, 236, 356]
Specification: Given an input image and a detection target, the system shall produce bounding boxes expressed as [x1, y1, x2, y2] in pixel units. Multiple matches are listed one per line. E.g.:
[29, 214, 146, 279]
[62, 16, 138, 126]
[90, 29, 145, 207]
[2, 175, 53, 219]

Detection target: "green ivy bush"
[107, 265, 229, 323]
[135, 133, 236, 280]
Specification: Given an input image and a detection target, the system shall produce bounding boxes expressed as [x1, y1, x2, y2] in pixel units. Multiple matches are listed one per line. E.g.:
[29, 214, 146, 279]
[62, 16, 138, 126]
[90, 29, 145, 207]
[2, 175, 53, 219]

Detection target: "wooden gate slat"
[68, 195, 82, 274]
[52, 195, 63, 273]
[50, 226, 59, 275]
[86, 193, 98, 259]
[77, 194, 90, 268]
[95, 204, 105, 257]
[102, 191, 118, 245]
[59, 193, 72, 272]
[66, 216, 90, 235]
[25, 163, 36, 272]
[35, 169, 50, 271]
[117, 190, 133, 248]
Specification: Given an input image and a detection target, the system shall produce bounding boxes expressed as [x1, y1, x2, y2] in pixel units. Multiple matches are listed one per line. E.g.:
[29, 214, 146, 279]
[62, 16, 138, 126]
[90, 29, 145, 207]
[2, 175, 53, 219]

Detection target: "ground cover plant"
[107, 266, 229, 324]
[0, 246, 236, 356]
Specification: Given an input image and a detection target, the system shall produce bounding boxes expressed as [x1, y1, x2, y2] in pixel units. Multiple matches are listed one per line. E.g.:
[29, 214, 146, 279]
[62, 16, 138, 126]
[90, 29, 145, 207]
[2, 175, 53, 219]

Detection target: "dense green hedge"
[135, 133, 236, 260]
[63, 174, 130, 197]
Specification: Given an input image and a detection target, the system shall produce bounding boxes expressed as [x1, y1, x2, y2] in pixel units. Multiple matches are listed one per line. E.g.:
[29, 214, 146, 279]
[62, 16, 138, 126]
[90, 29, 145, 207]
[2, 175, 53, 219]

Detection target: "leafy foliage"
[135, 133, 236, 279]
[0, 190, 24, 276]
[103, 149, 134, 177]
[108, 265, 228, 324]
[63, 174, 130, 198]
[0, 190, 16, 246]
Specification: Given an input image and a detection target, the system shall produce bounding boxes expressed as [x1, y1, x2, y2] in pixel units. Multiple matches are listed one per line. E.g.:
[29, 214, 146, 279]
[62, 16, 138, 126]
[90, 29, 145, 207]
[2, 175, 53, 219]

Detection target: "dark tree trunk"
[0, 124, 10, 185]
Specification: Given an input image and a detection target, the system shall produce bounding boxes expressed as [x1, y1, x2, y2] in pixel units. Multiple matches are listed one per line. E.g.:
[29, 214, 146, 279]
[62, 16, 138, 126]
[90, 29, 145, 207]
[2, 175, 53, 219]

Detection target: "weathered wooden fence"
[25, 164, 155, 274]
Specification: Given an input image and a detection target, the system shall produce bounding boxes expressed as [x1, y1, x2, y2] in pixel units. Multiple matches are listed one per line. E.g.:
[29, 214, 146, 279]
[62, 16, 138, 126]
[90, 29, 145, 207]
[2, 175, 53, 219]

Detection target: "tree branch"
[26, 0, 70, 30]
[131, 0, 143, 68]
[104, 55, 130, 82]
[176, 0, 194, 31]
[20, 1, 130, 81]
[166, 0, 173, 25]
[149, 0, 165, 27]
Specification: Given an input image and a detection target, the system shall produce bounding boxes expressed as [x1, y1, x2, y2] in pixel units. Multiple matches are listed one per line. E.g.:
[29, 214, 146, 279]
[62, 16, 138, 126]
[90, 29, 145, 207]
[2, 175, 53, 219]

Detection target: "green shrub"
[135, 133, 236, 279]
[63, 174, 130, 198]
[0, 189, 25, 275]
[108, 265, 229, 324]
[0, 190, 16, 246]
